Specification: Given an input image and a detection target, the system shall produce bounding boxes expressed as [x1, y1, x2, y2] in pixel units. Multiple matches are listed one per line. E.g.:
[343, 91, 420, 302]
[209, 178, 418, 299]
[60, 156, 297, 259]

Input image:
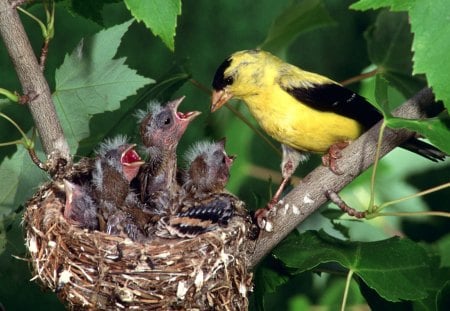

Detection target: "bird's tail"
[400, 138, 447, 162]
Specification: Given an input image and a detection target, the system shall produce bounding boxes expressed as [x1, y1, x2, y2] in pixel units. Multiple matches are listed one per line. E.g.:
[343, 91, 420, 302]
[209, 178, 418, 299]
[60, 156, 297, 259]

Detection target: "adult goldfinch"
[211, 49, 446, 222]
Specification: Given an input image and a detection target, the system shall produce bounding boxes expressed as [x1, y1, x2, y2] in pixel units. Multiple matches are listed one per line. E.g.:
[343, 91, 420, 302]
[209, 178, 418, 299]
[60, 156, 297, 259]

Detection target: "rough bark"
[0, 0, 69, 158]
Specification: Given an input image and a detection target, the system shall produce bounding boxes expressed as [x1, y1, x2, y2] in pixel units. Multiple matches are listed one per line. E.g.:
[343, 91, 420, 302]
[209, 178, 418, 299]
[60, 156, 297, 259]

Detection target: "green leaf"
[77, 67, 190, 155]
[124, 0, 181, 51]
[437, 281, 450, 310]
[260, 0, 335, 56]
[288, 296, 311, 311]
[350, 0, 415, 12]
[436, 234, 450, 268]
[385, 113, 450, 154]
[0, 145, 47, 214]
[70, 0, 120, 25]
[53, 20, 154, 152]
[410, 0, 450, 111]
[365, 11, 425, 98]
[274, 231, 432, 302]
[374, 74, 389, 114]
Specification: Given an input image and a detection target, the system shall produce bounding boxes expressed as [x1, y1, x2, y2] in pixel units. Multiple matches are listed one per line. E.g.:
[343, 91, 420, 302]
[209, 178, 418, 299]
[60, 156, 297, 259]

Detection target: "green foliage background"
[0, 0, 449, 310]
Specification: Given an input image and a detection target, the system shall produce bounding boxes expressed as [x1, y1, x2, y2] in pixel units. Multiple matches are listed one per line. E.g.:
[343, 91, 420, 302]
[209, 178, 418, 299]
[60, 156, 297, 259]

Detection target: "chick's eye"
[156, 111, 173, 128]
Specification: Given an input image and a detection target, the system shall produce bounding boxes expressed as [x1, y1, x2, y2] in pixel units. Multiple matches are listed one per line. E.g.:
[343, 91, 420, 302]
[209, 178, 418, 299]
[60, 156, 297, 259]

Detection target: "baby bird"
[211, 49, 447, 226]
[63, 180, 98, 230]
[181, 138, 235, 197]
[156, 139, 241, 238]
[136, 97, 201, 215]
[92, 136, 144, 231]
[106, 194, 152, 242]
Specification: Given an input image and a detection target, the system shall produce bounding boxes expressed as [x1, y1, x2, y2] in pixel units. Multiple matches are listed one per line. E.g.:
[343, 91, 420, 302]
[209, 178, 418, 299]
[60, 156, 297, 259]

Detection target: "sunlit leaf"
[386, 113, 450, 154]
[124, 0, 181, 51]
[53, 20, 154, 152]
[410, 0, 450, 112]
[350, 0, 414, 11]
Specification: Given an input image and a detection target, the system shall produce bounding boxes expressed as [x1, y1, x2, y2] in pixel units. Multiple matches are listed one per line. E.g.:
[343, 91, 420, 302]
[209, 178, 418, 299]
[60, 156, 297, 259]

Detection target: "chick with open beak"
[92, 136, 145, 233]
[136, 97, 201, 216]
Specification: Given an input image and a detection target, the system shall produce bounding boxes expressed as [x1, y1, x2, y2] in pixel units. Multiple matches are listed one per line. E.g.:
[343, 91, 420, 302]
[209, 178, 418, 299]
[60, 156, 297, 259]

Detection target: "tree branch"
[0, 0, 69, 159]
[249, 88, 437, 268]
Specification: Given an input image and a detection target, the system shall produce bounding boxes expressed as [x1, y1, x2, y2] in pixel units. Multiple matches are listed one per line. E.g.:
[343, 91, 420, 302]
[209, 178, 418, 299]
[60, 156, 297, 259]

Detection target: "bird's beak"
[169, 96, 186, 110]
[63, 179, 74, 203]
[121, 144, 145, 167]
[177, 110, 202, 121]
[227, 154, 236, 166]
[171, 96, 202, 122]
[211, 89, 233, 112]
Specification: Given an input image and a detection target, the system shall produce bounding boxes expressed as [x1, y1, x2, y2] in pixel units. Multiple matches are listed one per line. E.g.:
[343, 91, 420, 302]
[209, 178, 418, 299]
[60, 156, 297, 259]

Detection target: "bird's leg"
[255, 145, 307, 230]
[322, 141, 350, 175]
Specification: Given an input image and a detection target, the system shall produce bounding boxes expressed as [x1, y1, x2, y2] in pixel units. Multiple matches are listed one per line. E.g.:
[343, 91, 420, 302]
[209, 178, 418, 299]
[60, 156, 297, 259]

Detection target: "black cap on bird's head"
[211, 49, 265, 112]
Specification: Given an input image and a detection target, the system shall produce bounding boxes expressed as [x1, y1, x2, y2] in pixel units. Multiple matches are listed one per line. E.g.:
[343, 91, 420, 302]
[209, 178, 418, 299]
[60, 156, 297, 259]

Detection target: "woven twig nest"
[23, 161, 253, 310]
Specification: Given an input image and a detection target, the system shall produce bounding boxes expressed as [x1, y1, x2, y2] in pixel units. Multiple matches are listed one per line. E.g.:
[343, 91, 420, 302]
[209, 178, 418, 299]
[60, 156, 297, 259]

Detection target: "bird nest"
[23, 162, 253, 310]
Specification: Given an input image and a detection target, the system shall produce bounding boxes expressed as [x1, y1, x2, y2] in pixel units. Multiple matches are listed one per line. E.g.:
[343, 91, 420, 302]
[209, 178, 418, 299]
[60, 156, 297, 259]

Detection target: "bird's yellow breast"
[243, 83, 364, 154]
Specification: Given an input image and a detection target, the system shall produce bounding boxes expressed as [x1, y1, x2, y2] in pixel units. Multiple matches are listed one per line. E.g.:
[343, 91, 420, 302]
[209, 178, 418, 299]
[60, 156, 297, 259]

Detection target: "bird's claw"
[322, 141, 349, 175]
[254, 199, 279, 232]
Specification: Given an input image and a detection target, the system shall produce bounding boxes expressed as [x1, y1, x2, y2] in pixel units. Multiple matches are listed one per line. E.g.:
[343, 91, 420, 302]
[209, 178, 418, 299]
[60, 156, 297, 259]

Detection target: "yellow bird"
[210, 49, 445, 223]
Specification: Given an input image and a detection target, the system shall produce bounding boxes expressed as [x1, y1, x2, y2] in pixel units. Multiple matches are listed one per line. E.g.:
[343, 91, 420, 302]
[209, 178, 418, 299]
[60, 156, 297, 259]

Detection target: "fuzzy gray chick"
[157, 139, 240, 238]
[92, 135, 145, 231]
[136, 97, 201, 215]
[63, 180, 98, 230]
[181, 139, 235, 197]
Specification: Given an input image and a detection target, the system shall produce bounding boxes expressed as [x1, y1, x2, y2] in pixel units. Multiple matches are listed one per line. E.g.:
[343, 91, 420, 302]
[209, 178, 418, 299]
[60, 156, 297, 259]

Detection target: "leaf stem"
[17, 6, 48, 38]
[369, 211, 450, 219]
[378, 182, 450, 211]
[0, 112, 31, 145]
[0, 87, 19, 102]
[341, 269, 354, 311]
[368, 122, 386, 213]
[340, 68, 379, 86]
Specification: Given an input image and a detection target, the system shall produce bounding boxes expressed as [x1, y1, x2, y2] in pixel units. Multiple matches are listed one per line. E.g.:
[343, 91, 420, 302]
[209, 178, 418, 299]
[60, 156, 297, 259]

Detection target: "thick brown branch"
[249, 88, 438, 268]
[0, 0, 69, 158]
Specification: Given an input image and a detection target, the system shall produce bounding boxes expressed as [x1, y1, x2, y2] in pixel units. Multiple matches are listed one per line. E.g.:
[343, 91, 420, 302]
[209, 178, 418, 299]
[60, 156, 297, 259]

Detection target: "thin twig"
[340, 68, 378, 86]
[325, 190, 366, 218]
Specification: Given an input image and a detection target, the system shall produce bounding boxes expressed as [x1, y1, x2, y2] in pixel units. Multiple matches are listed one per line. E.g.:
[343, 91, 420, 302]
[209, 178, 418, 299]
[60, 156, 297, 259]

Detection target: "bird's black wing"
[284, 82, 447, 162]
[284, 82, 382, 129]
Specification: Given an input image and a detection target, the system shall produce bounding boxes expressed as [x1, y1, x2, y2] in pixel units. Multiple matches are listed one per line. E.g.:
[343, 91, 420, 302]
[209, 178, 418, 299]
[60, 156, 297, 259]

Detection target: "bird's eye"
[156, 111, 173, 128]
[224, 76, 234, 86]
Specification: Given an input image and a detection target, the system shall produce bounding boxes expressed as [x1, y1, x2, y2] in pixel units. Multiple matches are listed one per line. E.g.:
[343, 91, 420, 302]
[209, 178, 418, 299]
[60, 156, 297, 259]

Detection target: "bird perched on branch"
[136, 97, 201, 216]
[211, 49, 447, 227]
[157, 139, 243, 238]
[92, 136, 144, 232]
[63, 180, 98, 230]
